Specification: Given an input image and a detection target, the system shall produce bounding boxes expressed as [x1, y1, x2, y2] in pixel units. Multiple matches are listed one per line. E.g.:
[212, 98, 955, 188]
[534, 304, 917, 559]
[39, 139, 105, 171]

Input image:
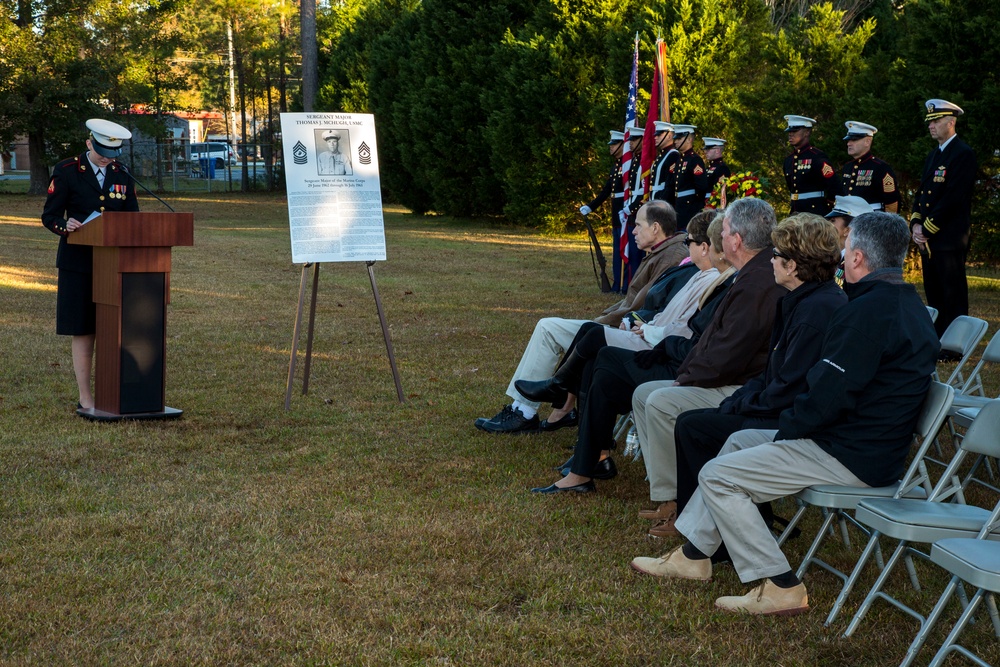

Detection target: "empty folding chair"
[898, 498, 1000, 667]
[954, 328, 1000, 405]
[774, 383, 953, 600]
[935, 315, 988, 390]
[832, 399, 1000, 634]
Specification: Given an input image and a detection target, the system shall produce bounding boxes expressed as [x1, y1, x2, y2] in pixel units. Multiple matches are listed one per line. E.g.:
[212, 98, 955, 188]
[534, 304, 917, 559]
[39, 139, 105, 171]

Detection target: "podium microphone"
[118, 163, 175, 212]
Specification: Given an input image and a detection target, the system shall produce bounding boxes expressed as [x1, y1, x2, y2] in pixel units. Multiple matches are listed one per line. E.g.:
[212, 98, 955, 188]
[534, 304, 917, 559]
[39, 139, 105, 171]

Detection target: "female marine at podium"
[41, 118, 139, 411]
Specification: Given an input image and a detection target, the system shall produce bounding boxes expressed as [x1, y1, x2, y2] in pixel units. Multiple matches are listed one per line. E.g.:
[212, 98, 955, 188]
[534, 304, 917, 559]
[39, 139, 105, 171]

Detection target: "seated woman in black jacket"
[654, 213, 846, 538]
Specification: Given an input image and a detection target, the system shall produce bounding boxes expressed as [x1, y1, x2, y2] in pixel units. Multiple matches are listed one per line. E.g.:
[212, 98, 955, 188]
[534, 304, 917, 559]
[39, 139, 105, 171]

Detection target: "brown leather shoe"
[648, 515, 680, 538]
[637, 500, 676, 521]
[715, 580, 809, 616]
[630, 546, 712, 581]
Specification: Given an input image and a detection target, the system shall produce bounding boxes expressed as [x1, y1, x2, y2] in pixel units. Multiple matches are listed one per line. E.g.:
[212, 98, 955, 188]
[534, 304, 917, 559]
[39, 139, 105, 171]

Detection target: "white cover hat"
[784, 115, 817, 131]
[86, 118, 132, 157]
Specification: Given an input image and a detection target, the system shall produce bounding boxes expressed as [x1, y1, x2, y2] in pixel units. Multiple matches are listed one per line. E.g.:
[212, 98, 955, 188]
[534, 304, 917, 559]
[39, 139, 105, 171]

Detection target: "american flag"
[619, 34, 640, 271]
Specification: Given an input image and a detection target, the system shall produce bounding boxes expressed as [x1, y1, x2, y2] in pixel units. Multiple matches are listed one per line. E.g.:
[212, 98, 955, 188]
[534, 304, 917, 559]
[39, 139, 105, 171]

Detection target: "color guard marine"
[703, 137, 731, 202]
[581, 130, 626, 291]
[782, 115, 838, 215]
[649, 121, 679, 203]
[840, 121, 900, 213]
[667, 124, 708, 230]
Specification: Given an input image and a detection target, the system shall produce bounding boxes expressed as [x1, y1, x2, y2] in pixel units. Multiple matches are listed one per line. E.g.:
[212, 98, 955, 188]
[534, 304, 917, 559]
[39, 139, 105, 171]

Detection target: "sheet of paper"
[82, 211, 101, 225]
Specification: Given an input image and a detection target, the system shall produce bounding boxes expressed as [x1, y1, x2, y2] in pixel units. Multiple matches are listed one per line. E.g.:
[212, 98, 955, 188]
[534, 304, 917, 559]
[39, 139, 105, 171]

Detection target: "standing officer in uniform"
[703, 137, 731, 203]
[840, 121, 900, 213]
[910, 99, 977, 337]
[618, 124, 647, 292]
[41, 118, 140, 411]
[666, 124, 708, 230]
[649, 121, 679, 202]
[581, 130, 626, 291]
[783, 115, 838, 215]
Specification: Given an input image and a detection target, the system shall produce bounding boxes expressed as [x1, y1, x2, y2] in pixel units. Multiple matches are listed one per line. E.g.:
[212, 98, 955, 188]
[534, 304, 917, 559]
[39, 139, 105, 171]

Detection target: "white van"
[190, 142, 236, 168]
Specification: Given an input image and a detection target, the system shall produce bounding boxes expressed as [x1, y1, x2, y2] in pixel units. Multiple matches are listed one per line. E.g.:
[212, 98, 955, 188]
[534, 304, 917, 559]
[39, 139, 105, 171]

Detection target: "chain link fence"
[0, 140, 285, 193]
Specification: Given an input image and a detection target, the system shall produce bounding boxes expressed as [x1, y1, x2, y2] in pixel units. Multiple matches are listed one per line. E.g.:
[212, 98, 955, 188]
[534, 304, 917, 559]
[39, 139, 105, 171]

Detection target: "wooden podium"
[69, 211, 194, 421]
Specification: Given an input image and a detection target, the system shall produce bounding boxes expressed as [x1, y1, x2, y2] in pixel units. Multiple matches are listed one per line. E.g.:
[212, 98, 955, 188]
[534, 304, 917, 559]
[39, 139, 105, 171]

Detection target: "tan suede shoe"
[630, 546, 712, 581]
[637, 500, 676, 521]
[715, 580, 809, 616]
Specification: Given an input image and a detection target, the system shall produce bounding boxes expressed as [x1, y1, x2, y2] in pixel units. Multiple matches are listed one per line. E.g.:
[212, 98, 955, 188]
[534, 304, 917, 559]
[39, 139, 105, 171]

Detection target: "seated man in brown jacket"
[475, 201, 689, 434]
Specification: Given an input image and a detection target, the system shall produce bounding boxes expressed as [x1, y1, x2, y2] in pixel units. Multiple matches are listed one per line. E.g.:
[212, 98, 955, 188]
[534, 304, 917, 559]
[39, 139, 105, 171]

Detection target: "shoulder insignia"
[48, 179, 55, 194]
[693, 165, 704, 175]
[822, 163, 835, 178]
[882, 174, 895, 193]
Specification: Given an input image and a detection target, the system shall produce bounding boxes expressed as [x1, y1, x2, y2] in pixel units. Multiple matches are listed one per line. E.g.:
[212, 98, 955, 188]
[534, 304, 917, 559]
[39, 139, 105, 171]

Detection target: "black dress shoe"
[530, 480, 595, 494]
[475, 405, 540, 434]
[539, 409, 578, 432]
[514, 378, 569, 405]
[589, 457, 618, 480]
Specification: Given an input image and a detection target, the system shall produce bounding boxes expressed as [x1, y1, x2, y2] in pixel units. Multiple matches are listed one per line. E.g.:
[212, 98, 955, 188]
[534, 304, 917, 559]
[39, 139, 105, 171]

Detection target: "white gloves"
[579, 205, 592, 216]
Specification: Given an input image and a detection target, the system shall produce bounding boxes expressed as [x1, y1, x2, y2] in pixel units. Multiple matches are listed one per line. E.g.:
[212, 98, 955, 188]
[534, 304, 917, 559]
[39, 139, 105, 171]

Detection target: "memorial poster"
[279, 112, 386, 263]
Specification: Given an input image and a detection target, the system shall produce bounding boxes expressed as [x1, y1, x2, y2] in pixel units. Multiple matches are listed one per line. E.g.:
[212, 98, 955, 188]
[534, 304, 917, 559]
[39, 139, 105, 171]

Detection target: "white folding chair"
[954, 328, 1000, 405]
[833, 400, 1000, 635]
[926, 306, 939, 323]
[774, 383, 953, 597]
[898, 498, 1000, 667]
[935, 315, 988, 390]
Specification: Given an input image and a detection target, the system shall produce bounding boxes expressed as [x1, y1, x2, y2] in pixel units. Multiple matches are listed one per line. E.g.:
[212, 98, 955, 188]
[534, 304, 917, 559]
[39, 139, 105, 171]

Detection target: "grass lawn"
[2, 191, 999, 665]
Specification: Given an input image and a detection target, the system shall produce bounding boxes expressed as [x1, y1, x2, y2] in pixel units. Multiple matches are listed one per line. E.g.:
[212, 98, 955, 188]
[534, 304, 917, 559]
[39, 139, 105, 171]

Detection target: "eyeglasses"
[684, 237, 707, 247]
[772, 248, 792, 260]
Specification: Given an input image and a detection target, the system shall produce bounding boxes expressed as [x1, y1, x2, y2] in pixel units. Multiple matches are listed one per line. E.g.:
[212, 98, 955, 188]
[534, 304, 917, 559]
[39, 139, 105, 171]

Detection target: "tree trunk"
[28, 131, 51, 195]
[300, 0, 317, 112]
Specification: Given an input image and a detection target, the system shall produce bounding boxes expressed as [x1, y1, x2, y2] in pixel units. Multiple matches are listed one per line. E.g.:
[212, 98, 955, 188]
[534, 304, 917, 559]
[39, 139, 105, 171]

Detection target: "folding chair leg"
[903, 552, 922, 592]
[898, 576, 961, 667]
[776, 500, 809, 547]
[843, 540, 910, 637]
[796, 509, 838, 579]
[825, 530, 883, 627]
[838, 512, 852, 549]
[927, 589, 989, 667]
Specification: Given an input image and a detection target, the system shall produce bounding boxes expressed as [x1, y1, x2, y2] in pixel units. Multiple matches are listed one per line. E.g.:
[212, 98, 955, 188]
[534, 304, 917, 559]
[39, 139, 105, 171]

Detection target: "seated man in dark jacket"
[630, 212, 940, 618]
[530, 198, 785, 494]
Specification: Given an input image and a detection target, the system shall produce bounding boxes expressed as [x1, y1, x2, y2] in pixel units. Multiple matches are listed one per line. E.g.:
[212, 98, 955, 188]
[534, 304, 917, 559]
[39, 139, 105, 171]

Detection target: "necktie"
[97, 169, 105, 188]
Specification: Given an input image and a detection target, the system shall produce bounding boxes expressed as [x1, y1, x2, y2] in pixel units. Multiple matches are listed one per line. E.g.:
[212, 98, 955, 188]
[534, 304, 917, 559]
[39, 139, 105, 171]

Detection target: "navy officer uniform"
[910, 99, 977, 336]
[783, 115, 838, 215]
[703, 137, 731, 203]
[581, 130, 626, 291]
[839, 121, 900, 213]
[666, 124, 708, 230]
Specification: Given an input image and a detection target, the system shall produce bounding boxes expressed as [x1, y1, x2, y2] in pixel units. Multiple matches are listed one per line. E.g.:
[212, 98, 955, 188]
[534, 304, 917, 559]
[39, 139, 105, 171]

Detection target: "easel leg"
[284, 263, 311, 411]
[367, 261, 405, 403]
[301, 263, 321, 395]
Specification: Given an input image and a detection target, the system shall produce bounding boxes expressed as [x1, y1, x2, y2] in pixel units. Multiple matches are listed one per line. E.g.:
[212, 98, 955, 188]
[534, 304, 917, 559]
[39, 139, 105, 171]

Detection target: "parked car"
[189, 142, 236, 169]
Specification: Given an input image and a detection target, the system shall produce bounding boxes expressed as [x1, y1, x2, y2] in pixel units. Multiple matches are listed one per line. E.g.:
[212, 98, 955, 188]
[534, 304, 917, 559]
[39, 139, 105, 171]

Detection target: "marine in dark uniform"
[782, 115, 838, 215]
[618, 125, 646, 292]
[666, 124, 708, 230]
[839, 121, 900, 213]
[581, 130, 626, 291]
[649, 121, 679, 203]
[910, 99, 977, 337]
[41, 118, 140, 410]
[703, 137, 731, 203]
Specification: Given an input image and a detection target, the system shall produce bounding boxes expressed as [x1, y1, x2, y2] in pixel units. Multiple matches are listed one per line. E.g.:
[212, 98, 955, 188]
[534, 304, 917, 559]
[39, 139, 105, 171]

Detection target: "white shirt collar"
[86, 153, 105, 176]
[939, 134, 957, 152]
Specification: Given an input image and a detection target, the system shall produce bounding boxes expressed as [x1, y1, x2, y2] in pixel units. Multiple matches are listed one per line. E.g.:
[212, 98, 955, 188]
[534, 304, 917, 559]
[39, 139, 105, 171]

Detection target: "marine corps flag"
[641, 37, 669, 199]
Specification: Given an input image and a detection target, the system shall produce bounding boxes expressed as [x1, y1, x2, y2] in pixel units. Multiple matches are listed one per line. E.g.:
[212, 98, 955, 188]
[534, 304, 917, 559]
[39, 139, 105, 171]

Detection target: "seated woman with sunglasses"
[518, 212, 735, 478]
